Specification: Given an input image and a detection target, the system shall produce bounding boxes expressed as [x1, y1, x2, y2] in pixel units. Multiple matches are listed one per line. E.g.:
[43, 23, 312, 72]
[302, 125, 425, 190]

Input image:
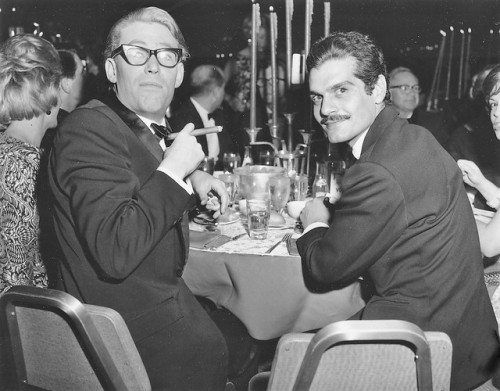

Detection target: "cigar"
[166, 126, 223, 141]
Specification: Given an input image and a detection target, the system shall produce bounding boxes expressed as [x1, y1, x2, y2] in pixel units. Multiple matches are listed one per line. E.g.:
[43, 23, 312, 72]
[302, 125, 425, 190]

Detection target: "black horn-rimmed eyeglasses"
[111, 44, 186, 68]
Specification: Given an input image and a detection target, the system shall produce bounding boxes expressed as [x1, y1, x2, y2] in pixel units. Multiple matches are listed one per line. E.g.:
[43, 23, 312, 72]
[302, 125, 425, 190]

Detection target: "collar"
[348, 128, 370, 159]
[137, 115, 167, 134]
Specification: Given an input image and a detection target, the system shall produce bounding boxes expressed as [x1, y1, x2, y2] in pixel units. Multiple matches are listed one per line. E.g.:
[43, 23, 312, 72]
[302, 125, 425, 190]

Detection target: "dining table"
[183, 211, 365, 340]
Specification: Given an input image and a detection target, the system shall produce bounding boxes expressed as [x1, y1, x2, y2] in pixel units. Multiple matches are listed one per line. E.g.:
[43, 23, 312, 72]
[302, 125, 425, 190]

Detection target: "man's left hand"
[300, 197, 331, 229]
[189, 170, 228, 218]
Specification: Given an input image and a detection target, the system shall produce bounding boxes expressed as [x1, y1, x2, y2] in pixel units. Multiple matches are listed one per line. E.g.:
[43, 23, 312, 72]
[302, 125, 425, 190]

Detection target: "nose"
[320, 95, 338, 118]
[145, 54, 160, 74]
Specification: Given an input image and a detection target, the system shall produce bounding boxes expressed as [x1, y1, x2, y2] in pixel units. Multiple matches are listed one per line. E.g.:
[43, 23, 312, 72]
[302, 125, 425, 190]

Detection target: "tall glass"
[312, 161, 329, 198]
[223, 153, 241, 173]
[328, 160, 347, 203]
[246, 193, 271, 240]
[269, 175, 290, 213]
[290, 173, 308, 201]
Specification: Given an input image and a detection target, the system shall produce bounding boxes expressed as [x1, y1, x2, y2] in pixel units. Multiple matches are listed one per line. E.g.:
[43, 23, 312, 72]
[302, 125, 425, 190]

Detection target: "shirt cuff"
[157, 167, 194, 195]
[302, 222, 329, 235]
[486, 188, 500, 210]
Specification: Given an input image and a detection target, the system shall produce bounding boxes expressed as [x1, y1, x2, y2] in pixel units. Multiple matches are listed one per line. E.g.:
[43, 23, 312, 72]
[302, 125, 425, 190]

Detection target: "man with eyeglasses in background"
[389, 66, 455, 147]
[388, 66, 421, 119]
[48, 7, 230, 390]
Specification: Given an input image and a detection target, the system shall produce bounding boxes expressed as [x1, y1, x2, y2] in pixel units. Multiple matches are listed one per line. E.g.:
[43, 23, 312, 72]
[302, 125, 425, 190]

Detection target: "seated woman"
[0, 34, 62, 293]
[457, 63, 500, 258]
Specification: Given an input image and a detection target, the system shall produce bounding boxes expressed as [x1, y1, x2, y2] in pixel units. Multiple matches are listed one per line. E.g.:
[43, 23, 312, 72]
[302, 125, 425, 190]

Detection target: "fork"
[265, 232, 293, 254]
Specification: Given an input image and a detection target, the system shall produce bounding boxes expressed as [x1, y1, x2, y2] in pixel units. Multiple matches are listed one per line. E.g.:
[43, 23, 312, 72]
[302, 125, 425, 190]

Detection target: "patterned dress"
[0, 133, 47, 293]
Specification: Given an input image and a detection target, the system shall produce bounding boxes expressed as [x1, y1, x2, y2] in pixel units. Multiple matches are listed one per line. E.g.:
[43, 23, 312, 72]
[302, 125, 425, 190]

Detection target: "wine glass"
[218, 173, 240, 222]
[269, 175, 291, 214]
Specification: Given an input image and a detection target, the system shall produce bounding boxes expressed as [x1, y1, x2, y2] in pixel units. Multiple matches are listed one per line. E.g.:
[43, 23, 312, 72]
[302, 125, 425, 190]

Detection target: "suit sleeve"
[297, 161, 408, 286]
[51, 108, 193, 278]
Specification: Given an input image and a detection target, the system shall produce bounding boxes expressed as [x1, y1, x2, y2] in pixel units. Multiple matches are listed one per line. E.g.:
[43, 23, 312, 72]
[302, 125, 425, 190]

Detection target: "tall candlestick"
[285, 0, 293, 90]
[324, 1, 330, 38]
[304, 0, 314, 56]
[458, 29, 465, 99]
[427, 30, 446, 111]
[250, 0, 260, 131]
[269, 6, 278, 131]
[464, 28, 472, 97]
[445, 26, 454, 101]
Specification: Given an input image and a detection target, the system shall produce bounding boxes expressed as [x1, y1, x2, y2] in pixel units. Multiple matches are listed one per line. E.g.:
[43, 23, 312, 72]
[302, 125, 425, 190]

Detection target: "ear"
[105, 58, 117, 84]
[60, 77, 72, 94]
[174, 62, 184, 88]
[372, 74, 387, 104]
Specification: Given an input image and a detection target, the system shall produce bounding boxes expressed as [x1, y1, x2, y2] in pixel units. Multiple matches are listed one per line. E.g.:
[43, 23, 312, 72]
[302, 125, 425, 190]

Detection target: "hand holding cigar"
[167, 126, 223, 141]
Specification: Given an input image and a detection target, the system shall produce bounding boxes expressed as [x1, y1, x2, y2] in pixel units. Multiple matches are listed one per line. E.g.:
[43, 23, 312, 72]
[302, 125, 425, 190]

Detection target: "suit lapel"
[103, 93, 164, 163]
[103, 93, 193, 259]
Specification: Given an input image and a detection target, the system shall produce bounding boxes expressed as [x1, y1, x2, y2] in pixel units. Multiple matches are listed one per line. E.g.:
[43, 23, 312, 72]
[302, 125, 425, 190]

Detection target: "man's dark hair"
[306, 31, 388, 98]
[58, 50, 78, 79]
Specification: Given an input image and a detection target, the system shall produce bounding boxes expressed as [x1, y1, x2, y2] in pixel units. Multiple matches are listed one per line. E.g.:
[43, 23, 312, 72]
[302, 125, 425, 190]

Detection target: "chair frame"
[291, 320, 434, 391]
[0, 286, 130, 390]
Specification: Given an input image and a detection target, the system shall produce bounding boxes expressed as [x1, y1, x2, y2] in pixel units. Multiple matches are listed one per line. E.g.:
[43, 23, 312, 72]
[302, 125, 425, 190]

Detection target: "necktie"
[151, 123, 170, 141]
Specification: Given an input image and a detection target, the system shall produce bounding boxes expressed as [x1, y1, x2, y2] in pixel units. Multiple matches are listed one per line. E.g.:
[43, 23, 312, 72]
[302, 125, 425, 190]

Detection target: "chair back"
[263, 320, 452, 391]
[0, 286, 151, 391]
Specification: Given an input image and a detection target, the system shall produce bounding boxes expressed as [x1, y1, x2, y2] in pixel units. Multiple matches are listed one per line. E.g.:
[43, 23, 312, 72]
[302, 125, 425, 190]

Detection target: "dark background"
[0, 0, 499, 93]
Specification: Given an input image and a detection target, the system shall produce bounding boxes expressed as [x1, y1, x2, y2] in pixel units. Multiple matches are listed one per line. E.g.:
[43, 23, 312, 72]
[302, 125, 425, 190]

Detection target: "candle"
[445, 26, 454, 101]
[269, 6, 278, 129]
[285, 0, 294, 90]
[458, 29, 465, 99]
[324, 1, 331, 38]
[304, 0, 314, 56]
[250, 0, 260, 131]
[427, 30, 446, 111]
[464, 28, 471, 97]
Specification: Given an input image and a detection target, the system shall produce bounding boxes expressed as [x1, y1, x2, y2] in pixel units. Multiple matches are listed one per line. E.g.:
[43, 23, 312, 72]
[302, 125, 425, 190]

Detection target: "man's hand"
[159, 123, 204, 179]
[300, 197, 331, 229]
[189, 170, 229, 218]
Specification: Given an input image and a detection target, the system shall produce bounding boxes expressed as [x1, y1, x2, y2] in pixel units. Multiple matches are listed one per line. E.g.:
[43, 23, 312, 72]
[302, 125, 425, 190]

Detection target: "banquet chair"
[0, 285, 151, 391]
[249, 320, 452, 391]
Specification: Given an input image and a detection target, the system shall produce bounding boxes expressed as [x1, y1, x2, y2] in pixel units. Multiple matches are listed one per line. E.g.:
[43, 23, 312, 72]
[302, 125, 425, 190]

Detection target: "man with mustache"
[48, 7, 229, 390]
[297, 31, 499, 390]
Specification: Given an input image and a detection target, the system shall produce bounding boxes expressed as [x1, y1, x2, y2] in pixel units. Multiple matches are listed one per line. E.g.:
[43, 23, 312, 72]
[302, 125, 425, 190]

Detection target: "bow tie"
[151, 123, 170, 140]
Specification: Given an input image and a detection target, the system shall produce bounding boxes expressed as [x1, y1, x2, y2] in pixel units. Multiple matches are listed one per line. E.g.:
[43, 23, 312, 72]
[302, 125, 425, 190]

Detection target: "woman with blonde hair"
[0, 34, 61, 293]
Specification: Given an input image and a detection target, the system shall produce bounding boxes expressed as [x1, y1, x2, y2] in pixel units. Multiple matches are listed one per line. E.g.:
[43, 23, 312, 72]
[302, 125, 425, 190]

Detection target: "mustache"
[320, 113, 351, 125]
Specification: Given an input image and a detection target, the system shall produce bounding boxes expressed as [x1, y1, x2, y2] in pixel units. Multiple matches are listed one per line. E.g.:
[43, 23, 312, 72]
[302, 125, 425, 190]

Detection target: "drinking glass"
[218, 173, 239, 207]
[290, 173, 308, 201]
[269, 175, 290, 213]
[247, 194, 271, 240]
[223, 153, 241, 173]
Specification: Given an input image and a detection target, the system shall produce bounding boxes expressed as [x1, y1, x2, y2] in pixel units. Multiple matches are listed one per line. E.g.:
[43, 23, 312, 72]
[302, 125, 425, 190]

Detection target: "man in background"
[170, 64, 238, 170]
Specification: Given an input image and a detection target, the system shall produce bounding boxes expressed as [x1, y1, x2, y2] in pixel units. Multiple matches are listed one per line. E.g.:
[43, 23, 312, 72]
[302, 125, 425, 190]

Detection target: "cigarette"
[166, 126, 223, 140]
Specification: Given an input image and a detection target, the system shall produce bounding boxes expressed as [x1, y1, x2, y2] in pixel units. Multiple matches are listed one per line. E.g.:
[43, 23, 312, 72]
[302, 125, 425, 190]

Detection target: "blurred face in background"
[389, 70, 420, 118]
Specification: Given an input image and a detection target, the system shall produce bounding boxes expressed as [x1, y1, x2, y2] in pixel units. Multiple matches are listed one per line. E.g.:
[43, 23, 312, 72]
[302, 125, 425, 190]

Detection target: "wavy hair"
[306, 31, 388, 99]
[483, 64, 500, 105]
[103, 7, 190, 63]
[0, 34, 61, 130]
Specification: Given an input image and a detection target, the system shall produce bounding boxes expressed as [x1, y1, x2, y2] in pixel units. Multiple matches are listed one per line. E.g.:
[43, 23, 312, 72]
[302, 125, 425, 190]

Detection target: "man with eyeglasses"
[48, 7, 229, 390]
[388, 66, 421, 119]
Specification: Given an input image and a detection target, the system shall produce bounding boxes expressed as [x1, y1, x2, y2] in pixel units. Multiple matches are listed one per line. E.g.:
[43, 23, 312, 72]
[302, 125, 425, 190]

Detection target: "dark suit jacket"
[297, 106, 499, 390]
[169, 99, 237, 171]
[48, 95, 228, 390]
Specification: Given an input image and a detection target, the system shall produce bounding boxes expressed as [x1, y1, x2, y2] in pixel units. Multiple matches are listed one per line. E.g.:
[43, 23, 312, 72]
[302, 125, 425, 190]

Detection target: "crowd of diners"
[1, 5, 500, 391]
